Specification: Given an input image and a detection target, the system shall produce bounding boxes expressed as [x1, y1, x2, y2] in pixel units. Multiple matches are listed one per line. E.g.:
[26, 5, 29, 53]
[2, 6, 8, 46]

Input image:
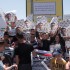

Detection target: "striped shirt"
[4, 47, 14, 58]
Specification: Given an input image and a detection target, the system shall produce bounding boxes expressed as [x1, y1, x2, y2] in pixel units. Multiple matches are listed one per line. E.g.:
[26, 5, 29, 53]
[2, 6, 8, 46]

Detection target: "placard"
[0, 14, 7, 29]
[16, 19, 24, 27]
[58, 21, 70, 28]
[33, 2, 56, 15]
[50, 17, 58, 24]
[66, 26, 70, 37]
[26, 0, 63, 21]
[5, 12, 17, 23]
[0, 14, 7, 38]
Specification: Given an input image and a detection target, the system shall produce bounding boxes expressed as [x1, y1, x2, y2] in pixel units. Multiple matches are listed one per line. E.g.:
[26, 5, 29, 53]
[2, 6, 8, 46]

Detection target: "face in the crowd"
[0, 44, 5, 52]
[16, 27, 22, 33]
[25, 20, 29, 26]
[61, 28, 66, 36]
[62, 28, 66, 32]
[51, 23, 55, 29]
[31, 35, 35, 42]
[42, 33, 49, 40]
[39, 32, 43, 39]
[55, 35, 60, 43]
[30, 29, 35, 35]
[17, 35, 24, 43]
[4, 35, 9, 40]
[49, 31, 54, 37]
[11, 22, 16, 28]
[39, 23, 43, 28]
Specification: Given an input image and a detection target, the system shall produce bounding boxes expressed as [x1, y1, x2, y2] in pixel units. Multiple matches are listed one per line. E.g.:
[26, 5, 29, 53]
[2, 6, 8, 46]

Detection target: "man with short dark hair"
[14, 33, 34, 70]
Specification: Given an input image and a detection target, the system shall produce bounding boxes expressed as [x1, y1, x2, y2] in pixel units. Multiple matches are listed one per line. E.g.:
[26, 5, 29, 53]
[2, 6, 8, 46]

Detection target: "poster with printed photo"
[0, 14, 7, 38]
[66, 26, 70, 37]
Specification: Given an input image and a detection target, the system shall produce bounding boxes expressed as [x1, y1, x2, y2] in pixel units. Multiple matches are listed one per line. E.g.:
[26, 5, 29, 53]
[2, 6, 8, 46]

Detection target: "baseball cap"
[52, 49, 62, 56]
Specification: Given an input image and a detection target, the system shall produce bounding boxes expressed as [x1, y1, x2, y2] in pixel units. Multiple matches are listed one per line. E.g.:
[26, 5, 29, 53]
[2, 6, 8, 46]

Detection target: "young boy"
[50, 49, 67, 70]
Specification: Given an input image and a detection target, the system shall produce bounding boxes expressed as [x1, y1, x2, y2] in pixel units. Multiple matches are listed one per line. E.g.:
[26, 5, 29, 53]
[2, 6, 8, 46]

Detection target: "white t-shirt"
[8, 27, 16, 36]
[54, 44, 61, 50]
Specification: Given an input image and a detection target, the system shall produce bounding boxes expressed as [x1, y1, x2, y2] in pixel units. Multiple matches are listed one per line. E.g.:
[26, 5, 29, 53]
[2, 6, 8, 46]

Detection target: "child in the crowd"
[50, 49, 67, 70]
[0, 38, 17, 70]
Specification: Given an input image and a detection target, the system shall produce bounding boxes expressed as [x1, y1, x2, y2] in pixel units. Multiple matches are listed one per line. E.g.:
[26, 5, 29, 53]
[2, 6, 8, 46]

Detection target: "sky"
[0, 0, 70, 20]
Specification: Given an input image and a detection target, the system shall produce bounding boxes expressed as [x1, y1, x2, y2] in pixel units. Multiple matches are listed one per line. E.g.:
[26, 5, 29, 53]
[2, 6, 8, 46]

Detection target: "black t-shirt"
[14, 43, 34, 64]
[41, 39, 50, 51]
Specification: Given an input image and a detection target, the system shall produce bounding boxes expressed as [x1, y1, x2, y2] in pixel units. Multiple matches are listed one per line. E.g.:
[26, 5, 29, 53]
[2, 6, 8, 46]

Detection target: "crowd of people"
[0, 19, 70, 70]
